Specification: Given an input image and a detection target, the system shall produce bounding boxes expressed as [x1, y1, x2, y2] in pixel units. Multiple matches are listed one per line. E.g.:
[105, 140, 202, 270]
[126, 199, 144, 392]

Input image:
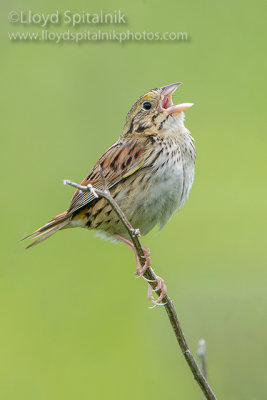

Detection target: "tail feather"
[23, 211, 72, 249]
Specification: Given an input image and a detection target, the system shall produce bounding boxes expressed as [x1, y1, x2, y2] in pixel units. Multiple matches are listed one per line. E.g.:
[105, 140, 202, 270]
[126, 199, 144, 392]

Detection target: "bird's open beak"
[160, 83, 194, 114]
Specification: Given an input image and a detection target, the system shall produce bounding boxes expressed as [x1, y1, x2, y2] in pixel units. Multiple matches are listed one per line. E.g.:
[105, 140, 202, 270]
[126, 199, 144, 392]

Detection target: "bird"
[24, 82, 196, 306]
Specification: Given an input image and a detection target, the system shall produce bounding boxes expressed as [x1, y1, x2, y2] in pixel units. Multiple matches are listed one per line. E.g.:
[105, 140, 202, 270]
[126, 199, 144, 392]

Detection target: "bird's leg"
[114, 234, 151, 278]
[114, 234, 167, 307]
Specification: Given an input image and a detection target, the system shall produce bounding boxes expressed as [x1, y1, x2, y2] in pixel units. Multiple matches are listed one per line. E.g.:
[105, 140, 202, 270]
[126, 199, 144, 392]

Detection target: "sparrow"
[24, 83, 196, 306]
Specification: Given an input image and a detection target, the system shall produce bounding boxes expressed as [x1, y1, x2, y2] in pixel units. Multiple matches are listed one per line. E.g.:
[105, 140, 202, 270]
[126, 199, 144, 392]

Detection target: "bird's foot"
[135, 249, 167, 308]
[113, 234, 167, 308]
[135, 246, 153, 281]
[147, 274, 167, 309]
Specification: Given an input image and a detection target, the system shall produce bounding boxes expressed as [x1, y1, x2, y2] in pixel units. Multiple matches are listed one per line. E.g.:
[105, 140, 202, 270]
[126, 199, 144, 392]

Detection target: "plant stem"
[64, 179, 218, 400]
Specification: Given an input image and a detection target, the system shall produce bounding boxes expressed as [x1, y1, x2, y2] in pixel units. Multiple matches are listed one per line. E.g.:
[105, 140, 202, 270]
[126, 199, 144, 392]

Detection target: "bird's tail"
[23, 211, 72, 249]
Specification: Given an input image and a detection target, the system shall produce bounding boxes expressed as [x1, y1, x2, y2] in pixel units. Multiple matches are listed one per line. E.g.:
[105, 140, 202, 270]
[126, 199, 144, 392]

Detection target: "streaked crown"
[121, 83, 193, 137]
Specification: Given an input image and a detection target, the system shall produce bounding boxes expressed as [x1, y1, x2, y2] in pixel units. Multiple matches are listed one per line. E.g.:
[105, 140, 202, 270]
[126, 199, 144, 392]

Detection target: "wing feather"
[67, 139, 150, 215]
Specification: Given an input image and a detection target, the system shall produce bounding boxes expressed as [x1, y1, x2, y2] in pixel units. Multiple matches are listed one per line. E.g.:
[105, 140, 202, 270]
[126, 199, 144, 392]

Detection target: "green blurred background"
[1, 0, 266, 399]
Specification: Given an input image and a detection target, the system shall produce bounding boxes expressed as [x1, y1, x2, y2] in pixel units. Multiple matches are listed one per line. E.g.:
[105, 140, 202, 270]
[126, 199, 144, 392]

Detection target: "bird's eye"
[142, 101, 152, 110]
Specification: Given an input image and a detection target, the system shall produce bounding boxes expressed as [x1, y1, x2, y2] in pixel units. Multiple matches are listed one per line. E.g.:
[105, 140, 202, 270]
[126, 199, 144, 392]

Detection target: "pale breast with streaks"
[72, 133, 195, 239]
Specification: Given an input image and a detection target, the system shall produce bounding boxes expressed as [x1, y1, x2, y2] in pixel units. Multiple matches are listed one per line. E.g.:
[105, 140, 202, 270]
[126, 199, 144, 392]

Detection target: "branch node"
[130, 228, 141, 237]
[86, 184, 99, 198]
[184, 349, 192, 356]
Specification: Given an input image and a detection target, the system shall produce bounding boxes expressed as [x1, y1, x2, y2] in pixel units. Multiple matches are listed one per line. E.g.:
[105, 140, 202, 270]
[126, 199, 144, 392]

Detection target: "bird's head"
[121, 83, 193, 137]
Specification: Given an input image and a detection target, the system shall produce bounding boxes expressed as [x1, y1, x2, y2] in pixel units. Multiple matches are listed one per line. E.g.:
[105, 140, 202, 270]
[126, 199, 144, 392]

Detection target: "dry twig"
[64, 179, 218, 400]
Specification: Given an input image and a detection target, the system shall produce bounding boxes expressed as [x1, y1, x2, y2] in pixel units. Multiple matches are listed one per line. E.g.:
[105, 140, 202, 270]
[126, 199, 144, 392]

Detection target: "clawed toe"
[147, 275, 167, 308]
[148, 302, 167, 310]
[135, 246, 151, 278]
[135, 273, 155, 283]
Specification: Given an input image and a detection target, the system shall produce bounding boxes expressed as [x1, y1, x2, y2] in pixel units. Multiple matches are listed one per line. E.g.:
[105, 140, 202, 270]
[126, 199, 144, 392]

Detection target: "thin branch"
[197, 339, 208, 380]
[63, 179, 218, 400]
